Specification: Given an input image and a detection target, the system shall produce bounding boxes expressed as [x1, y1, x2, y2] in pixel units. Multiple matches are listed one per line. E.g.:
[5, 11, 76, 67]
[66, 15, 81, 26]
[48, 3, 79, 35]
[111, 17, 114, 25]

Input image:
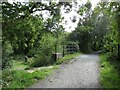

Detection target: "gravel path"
[30, 54, 101, 88]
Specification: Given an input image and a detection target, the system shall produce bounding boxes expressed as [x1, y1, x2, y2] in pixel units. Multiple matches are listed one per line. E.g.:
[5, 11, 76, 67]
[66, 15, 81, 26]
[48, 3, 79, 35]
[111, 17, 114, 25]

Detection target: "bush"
[31, 33, 56, 67]
[2, 69, 15, 88]
[100, 54, 120, 88]
[103, 31, 118, 60]
[31, 53, 52, 67]
[2, 41, 13, 69]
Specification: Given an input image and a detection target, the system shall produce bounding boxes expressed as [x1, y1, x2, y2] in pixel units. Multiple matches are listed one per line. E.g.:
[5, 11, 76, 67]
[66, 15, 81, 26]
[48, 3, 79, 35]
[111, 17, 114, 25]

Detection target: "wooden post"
[63, 45, 65, 57]
[25, 56, 28, 62]
[118, 44, 120, 59]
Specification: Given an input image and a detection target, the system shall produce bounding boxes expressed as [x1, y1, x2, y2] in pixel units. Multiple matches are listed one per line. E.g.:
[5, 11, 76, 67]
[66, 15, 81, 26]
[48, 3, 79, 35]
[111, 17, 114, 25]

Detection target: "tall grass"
[100, 54, 120, 88]
[2, 65, 58, 89]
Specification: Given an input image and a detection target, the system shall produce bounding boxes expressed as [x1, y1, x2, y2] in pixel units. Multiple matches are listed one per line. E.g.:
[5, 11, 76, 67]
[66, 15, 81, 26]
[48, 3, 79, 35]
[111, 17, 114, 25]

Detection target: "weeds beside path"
[100, 54, 120, 88]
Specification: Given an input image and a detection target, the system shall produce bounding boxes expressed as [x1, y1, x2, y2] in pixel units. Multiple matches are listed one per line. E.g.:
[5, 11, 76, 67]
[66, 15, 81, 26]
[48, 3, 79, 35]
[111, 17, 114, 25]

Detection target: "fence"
[63, 43, 79, 55]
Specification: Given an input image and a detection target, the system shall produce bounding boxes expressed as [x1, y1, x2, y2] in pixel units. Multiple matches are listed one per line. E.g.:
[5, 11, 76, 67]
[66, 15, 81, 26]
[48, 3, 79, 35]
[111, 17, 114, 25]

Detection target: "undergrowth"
[2, 66, 57, 89]
[100, 54, 120, 88]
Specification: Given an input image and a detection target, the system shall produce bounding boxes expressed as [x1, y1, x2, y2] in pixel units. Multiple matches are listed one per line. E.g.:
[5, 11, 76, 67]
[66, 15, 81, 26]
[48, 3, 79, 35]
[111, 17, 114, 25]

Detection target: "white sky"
[8, 0, 100, 32]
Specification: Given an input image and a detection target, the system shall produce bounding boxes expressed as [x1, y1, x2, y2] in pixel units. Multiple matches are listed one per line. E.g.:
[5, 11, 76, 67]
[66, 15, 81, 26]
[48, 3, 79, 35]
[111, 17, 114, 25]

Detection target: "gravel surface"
[30, 54, 101, 88]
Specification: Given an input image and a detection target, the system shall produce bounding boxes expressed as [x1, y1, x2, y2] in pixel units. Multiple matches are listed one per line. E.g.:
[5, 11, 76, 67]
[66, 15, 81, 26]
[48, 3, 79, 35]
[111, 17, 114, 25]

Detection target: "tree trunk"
[118, 31, 120, 59]
[118, 44, 120, 59]
[117, 5, 120, 60]
[63, 45, 65, 57]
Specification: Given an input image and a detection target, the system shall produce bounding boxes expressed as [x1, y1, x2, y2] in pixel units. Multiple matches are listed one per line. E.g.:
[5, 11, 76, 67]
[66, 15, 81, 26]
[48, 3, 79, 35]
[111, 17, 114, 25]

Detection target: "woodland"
[1, 1, 120, 89]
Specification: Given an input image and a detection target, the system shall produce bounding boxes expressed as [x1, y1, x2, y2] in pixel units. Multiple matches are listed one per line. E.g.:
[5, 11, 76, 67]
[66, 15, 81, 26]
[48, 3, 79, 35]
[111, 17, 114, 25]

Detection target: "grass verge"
[2, 65, 58, 89]
[12, 60, 29, 70]
[100, 54, 120, 88]
[56, 53, 80, 64]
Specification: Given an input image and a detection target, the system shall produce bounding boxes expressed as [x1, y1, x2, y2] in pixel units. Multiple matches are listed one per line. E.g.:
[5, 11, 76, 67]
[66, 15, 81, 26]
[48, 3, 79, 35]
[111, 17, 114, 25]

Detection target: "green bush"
[31, 33, 56, 67]
[103, 31, 118, 60]
[100, 54, 120, 88]
[31, 53, 52, 67]
[2, 41, 13, 69]
[2, 70, 14, 88]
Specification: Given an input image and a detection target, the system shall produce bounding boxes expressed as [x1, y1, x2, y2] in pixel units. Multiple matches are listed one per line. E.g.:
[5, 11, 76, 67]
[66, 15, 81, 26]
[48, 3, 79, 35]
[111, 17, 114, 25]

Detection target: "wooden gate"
[63, 42, 79, 56]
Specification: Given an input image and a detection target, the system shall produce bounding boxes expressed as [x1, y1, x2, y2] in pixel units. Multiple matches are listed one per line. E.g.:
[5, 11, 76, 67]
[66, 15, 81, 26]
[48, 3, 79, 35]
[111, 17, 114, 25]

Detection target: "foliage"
[2, 1, 68, 69]
[31, 33, 56, 67]
[2, 1, 120, 89]
[67, 2, 94, 53]
[102, 2, 120, 59]
[2, 67, 56, 89]
[100, 54, 120, 88]
[2, 41, 13, 69]
[67, 1, 120, 59]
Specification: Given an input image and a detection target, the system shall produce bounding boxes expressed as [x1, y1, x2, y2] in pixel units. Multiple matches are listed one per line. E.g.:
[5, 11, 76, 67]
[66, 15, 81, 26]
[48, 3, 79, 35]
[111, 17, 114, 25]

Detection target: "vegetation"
[1, 0, 120, 89]
[67, 1, 120, 88]
[2, 53, 78, 89]
[67, 2, 120, 57]
[100, 54, 120, 88]
[1, 1, 74, 89]
[2, 2, 69, 69]
[2, 66, 58, 89]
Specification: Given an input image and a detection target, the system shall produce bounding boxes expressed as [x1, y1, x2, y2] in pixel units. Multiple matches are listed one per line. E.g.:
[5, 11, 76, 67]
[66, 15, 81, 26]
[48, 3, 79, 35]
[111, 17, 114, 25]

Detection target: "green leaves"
[68, 1, 120, 57]
[2, 41, 13, 69]
[1, 1, 77, 69]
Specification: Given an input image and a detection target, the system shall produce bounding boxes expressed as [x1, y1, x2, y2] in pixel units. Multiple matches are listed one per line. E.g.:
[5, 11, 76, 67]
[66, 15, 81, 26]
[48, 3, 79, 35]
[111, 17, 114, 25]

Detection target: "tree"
[2, 1, 71, 68]
[67, 1, 94, 52]
[100, 2, 120, 59]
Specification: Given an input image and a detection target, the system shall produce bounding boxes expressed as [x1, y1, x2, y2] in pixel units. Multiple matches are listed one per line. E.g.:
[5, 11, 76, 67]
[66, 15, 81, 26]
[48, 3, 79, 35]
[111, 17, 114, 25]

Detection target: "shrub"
[31, 53, 52, 67]
[100, 54, 120, 88]
[31, 33, 56, 67]
[2, 41, 13, 69]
